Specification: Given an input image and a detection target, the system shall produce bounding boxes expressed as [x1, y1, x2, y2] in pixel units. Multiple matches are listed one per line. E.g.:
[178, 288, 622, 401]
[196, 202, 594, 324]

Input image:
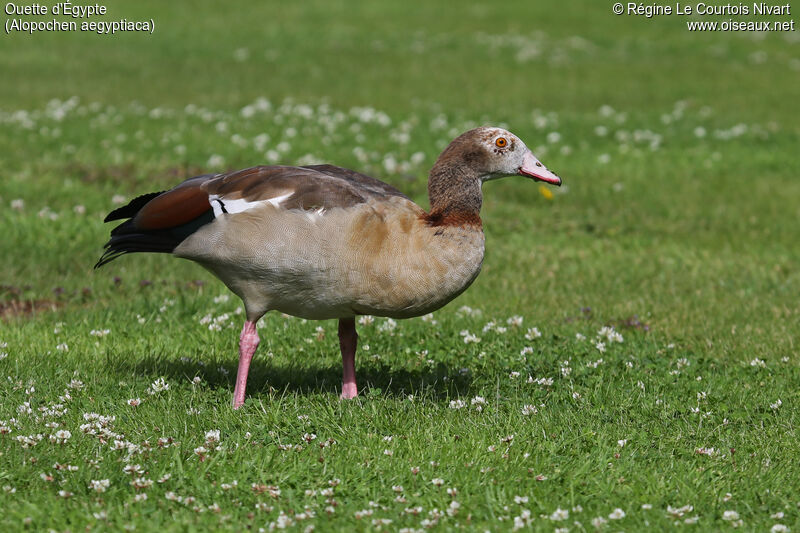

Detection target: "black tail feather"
[95, 218, 183, 268]
[95, 193, 213, 269]
[103, 191, 165, 222]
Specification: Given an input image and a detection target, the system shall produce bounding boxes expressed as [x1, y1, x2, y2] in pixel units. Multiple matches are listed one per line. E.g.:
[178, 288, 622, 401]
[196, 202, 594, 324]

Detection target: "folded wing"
[96, 165, 409, 267]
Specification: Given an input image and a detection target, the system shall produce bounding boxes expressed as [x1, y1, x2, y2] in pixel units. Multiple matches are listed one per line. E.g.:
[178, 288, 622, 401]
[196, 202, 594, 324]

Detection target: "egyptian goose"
[97, 127, 561, 408]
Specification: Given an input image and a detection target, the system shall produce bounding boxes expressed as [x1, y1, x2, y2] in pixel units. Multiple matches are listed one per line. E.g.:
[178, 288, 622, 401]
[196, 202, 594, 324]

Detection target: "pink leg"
[338, 318, 358, 399]
[232, 320, 259, 409]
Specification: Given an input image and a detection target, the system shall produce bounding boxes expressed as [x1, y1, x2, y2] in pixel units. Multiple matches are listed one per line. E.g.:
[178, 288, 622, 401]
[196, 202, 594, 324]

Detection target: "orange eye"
[495, 137, 507, 148]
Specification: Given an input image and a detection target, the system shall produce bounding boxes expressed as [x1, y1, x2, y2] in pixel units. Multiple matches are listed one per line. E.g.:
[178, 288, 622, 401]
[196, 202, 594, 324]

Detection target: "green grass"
[1, 1, 799, 531]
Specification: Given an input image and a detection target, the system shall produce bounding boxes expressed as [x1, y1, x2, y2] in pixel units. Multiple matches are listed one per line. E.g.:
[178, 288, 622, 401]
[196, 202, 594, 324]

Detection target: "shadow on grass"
[108, 353, 474, 401]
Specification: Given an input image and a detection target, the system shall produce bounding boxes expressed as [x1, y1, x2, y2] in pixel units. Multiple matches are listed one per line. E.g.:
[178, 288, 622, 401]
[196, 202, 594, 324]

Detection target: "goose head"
[469, 127, 562, 185]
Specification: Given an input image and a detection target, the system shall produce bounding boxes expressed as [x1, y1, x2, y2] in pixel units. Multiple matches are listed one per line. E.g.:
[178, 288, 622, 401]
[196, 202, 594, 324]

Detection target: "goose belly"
[175, 203, 485, 320]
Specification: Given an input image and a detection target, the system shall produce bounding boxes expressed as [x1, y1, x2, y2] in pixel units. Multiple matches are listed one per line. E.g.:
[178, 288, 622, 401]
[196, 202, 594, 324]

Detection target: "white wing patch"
[304, 207, 325, 222]
[209, 192, 293, 218]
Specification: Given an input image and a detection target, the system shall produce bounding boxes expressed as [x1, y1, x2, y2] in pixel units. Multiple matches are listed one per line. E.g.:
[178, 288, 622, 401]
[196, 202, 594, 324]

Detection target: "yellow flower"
[538, 185, 554, 200]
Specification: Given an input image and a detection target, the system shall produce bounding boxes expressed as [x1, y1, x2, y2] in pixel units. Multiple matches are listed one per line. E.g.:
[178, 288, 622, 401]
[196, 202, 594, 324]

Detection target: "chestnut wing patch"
[133, 175, 215, 230]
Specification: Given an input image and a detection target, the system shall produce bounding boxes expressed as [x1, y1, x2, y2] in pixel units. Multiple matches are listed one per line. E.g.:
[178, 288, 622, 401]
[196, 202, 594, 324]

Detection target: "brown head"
[426, 127, 561, 225]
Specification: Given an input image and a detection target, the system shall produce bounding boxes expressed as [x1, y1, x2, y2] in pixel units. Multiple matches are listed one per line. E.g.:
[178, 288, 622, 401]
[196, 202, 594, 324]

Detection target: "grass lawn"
[1, 1, 799, 531]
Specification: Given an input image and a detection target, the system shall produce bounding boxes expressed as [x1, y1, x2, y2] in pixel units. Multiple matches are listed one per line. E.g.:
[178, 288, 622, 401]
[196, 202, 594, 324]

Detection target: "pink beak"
[519, 150, 562, 186]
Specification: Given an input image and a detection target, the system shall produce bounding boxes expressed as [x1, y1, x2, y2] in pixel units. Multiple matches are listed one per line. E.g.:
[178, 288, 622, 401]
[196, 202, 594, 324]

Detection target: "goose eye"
[495, 137, 507, 148]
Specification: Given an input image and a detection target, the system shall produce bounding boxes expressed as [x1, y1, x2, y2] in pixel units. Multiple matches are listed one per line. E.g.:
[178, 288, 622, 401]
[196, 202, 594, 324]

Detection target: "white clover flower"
[253, 133, 270, 150]
[549, 508, 569, 521]
[130, 477, 153, 489]
[460, 330, 481, 343]
[207, 154, 225, 168]
[599, 105, 615, 117]
[525, 327, 542, 340]
[123, 464, 144, 475]
[445, 501, 460, 517]
[595, 341, 606, 353]
[16, 434, 42, 448]
[148, 378, 169, 395]
[609, 508, 625, 520]
[722, 510, 740, 521]
[51, 430, 71, 444]
[597, 326, 623, 343]
[378, 318, 397, 332]
[546, 131, 561, 143]
[507, 315, 524, 327]
[666, 505, 693, 518]
[89, 479, 110, 492]
[457, 305, 482, 317]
